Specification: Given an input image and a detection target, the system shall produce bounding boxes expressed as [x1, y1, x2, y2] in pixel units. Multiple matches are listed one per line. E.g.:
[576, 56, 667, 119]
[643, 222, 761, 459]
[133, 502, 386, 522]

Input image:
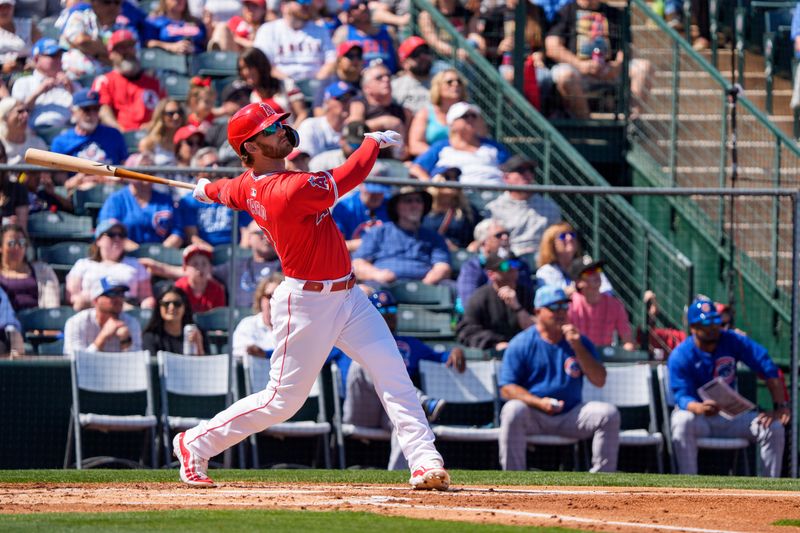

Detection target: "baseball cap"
[221, 79, 251, 103]
[397, 36, 428, 62]
[182, 244, 213, 266]
[173, 125, 205, 145]
[369, 289, 397, 314]
[501, 155, 537, 174]
[362, 181, 391, 194]
[71, 89, 100, 109]
[107, 29, 137, 52]
[243, 0, 266, 5]
[569, 255, 605, 281]
[342, 120, 367, 145]
[290, 0, 312, 4]
[431, 166, 461, 182]
[94, 219, 127, 240]
[91, 277, 130, 300]
[534, 285, 570, 309]
[32, 37, 65, 57]
[286, 149, 309, 161]
[484, 253, 521, 272]
[341, 0, 368, 10]
[687, 297, 722, 326]
[324, 81, 357, 102]
[337, 41, 363, 58]
[445, 101, 481, 126]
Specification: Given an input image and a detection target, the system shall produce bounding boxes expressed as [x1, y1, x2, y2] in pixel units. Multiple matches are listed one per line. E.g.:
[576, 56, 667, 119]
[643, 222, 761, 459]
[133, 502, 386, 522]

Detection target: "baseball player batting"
[173, 102, 449, 491]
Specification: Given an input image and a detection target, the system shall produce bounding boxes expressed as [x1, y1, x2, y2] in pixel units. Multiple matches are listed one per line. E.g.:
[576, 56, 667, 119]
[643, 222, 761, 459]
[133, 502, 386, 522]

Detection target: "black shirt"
[547, 2, 623, 62]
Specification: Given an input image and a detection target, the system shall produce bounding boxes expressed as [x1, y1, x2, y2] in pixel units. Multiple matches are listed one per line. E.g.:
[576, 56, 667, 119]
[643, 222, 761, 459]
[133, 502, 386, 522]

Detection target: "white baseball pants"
[183, 277, 443, 471]
[670, 409, 785, 476]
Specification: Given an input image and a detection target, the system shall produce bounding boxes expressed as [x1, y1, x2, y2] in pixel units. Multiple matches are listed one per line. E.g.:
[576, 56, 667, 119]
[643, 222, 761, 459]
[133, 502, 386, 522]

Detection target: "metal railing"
[627, 0, 800, 324]
[408, 0, 693, 336]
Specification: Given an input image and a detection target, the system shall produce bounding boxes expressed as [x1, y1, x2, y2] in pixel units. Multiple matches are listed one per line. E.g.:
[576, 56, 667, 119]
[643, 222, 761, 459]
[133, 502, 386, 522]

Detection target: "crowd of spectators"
[0, 0, 787, 478]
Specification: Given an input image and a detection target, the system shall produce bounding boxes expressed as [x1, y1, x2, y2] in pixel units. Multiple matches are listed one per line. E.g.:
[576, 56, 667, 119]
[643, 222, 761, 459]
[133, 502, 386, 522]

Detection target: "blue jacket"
[667, 330, 779, 410]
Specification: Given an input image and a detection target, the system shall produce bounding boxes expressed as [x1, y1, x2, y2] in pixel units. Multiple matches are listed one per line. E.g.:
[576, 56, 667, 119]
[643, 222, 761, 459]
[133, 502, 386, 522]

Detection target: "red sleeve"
[94, 74, 112, 105]
[209, 280, 226, 309]
[329, 137, 380, 196]
[205, 174, 247, 211]
[285, 138, 380, 215]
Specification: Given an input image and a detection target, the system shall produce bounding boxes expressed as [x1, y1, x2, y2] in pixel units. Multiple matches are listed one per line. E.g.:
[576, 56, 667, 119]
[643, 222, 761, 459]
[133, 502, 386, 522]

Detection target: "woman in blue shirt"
[97, 152, 179, 246]
[145, 0, 207, 54]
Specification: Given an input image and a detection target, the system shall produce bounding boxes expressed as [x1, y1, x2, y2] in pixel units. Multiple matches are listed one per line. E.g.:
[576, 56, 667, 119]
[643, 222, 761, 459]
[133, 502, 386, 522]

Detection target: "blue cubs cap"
[292, 0, 312, 5]
[72, 88, 100, 108]
[534, 285, 570, 309]
[369, 289, 397, 313]
[91, 276, 130, 300]
[32, 37, 65, 57]
[687, 297, 722, 326]
[363, 182, 391, 194]
[324, 81, 357, 102]
[94, 219, 127, 240]
[341, 0, 368, 10]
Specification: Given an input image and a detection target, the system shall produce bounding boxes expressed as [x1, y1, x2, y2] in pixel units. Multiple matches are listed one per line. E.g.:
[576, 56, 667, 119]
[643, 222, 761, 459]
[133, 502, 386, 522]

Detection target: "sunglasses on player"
[259, 122, 284, 137]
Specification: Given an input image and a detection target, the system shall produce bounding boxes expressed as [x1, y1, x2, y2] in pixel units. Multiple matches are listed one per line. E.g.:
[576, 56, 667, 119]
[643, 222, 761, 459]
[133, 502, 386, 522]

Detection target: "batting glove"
[363, 130, 402, 149]
[193, 178, 214, 204]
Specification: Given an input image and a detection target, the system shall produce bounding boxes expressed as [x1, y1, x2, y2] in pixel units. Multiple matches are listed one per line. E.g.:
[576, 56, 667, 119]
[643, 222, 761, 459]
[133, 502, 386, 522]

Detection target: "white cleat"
[409, 465, 450, 491]
[173, 432, 215, 487]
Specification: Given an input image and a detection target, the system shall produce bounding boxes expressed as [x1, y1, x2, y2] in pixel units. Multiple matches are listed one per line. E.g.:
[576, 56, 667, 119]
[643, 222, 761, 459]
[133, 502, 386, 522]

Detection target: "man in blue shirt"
[343, 289, 464, 469]
[51, 89, 128, 166]
[353, 186, 451, 286]
[498, 285, 619, 471]
[668, 297, 790, 476]
[332, 181, 391, 252]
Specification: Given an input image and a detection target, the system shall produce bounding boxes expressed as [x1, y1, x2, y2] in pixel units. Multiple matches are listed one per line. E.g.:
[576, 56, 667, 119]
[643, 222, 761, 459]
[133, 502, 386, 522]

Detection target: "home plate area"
[2, 483, 799, 532]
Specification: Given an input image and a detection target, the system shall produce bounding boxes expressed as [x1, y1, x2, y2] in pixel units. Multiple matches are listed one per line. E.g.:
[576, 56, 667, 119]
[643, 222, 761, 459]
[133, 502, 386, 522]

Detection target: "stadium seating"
[37, 242, 90, 281]
[395, 306, 455, 340]
[129, 244, 184, 266]
[388, 281, 453, 311]
[27, 212, 93, 244]
[140, 48, 191, 75]
[66, 350, 158, 469]
[163, 74, 191, 101]
[18, 306, 75, 349]
[157, 351, 235, 466]
[243, 354, 331, 468]
[193, 51, 239, 78]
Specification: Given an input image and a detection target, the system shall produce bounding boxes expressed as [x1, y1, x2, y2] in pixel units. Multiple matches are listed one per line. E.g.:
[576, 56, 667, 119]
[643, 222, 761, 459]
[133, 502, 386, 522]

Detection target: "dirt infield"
[1, 482, 799, 532]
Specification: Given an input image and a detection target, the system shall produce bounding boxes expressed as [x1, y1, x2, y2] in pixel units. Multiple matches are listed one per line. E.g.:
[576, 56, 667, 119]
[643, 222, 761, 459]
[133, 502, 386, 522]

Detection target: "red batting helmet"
[227, 102, 291, 157]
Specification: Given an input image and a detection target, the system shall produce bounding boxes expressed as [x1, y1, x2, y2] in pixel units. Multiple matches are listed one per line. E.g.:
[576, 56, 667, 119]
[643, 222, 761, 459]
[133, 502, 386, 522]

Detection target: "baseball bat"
[24, 148, 195, 190]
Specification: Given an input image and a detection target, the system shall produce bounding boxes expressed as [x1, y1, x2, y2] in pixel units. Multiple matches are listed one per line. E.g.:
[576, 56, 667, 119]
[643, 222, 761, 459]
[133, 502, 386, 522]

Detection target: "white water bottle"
[5, 325, 22, 358]
[499, 52, 514, 82]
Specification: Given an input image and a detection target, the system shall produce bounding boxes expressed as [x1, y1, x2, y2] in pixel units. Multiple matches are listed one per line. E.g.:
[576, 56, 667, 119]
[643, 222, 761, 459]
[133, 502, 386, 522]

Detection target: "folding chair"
[194, 307, 249, 352]
[129, 244, 184, 266]
[492, 360, 581, 470]
[193, 51, 239, 77]
[396, 306, 455, 340]
[243, 354, 331, 468]
[27, 211, 94, 244]
[157, 351, 235, 467]
[37, 242, 90, 281]
[656, 364, 750, 475]
[140, 48, 191, 75]
[419, 359, 500, 444]
[389, 281, 454, 312]
[583, 364, 664, 473]
[66, 350, 158, 469]
[163, 74, 191, 101]
[18, 306, 75, 349]
[330, 360, 391, 469]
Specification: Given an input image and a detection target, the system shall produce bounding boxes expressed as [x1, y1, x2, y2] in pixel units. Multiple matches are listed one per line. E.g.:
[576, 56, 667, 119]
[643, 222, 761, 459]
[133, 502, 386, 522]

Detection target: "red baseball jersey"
[205, 139, 380, 280]
[93, 71, 165, 132]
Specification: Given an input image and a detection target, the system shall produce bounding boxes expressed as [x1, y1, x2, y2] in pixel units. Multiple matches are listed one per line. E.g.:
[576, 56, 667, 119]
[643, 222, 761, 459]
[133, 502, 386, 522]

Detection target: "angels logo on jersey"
[316, 208, 330, 225]
[307, 175, 330, 191]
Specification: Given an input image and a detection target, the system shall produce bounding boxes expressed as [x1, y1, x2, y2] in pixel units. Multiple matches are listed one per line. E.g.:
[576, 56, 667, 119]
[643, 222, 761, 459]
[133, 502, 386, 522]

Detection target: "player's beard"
[258, 138, 293, 160]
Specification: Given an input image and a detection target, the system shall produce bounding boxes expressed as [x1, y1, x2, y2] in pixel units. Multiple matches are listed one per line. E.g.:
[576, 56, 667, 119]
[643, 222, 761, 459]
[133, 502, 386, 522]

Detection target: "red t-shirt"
[93, 71, 165, 132]
[227, 15, 254, 39]
[175, 276, 226, 313]
[206, 139, 380, 280]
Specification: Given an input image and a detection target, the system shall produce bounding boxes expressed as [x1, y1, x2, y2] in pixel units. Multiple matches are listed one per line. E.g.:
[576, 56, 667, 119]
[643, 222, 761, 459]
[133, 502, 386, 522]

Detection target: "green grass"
[0, 509, 581, 532]
[775, 519, 800, 527]
[2, 469, 800, 491]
